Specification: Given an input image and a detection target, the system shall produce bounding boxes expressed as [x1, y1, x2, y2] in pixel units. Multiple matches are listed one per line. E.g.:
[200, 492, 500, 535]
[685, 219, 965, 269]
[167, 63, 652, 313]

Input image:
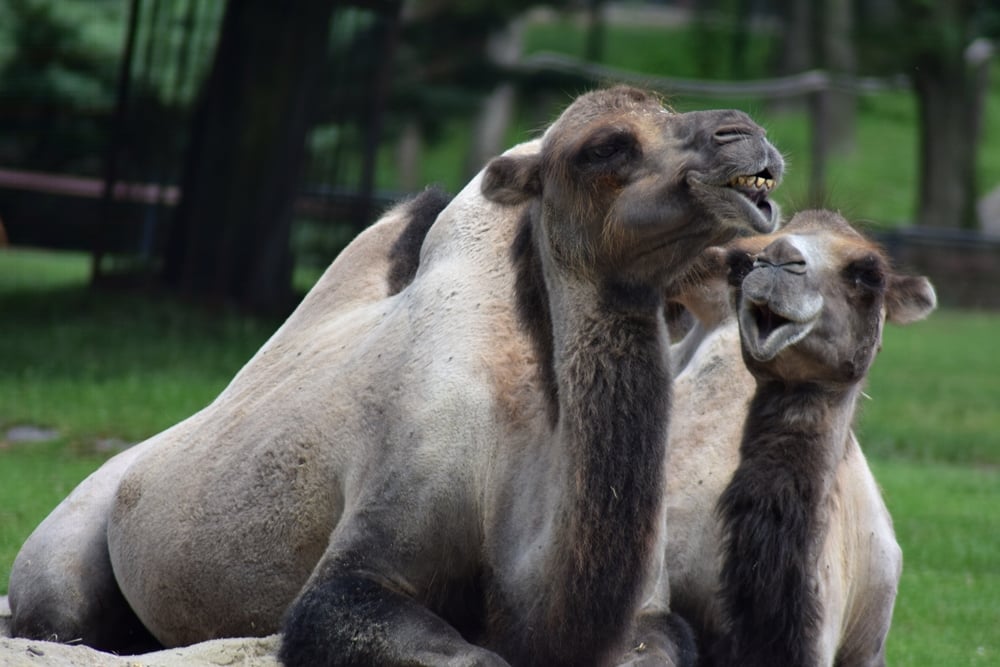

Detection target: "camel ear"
[481, 153, 541, 205]
[886, 274, 937, 324]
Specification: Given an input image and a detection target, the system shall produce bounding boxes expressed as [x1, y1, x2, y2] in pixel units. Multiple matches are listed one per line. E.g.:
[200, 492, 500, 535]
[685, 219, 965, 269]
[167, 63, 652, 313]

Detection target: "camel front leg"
[280, 568, 509, 667]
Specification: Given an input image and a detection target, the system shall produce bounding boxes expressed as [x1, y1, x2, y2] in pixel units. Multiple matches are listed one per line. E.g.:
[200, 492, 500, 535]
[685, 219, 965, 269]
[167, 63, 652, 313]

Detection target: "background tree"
[772, 0, 856, 153]
[0, 0, 118, 173]
[162, 0, 339, 313]
[858, 0, 997, 229]
[899, 0, 991, 229]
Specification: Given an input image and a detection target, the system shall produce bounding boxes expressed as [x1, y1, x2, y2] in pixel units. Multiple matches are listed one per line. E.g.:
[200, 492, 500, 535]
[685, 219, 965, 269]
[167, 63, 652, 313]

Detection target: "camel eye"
[726, 250, 754, 286]
[578, 131, 635, 166]
[846, 256, 885, 291]
[587, 143, 621, 160]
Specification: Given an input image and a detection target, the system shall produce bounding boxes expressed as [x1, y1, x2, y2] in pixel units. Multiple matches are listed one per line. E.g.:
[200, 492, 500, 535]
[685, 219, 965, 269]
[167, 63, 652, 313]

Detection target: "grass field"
[1, 247, 997, 665]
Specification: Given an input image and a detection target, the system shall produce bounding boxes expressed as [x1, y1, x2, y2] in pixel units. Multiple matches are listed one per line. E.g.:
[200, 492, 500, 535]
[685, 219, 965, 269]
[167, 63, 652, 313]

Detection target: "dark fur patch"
[713, 383, 835, 667]
[510, 214, 559, 426]
[280, 554, 490, 667]
[495, 290, 671, 666]
[386, 187, 451, 296]
[281, 571, 398, 667]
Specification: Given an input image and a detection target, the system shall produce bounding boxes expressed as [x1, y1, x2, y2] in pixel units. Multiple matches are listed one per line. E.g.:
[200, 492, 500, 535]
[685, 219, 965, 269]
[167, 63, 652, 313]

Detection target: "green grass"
[859, 311, 1000, 465]
[0, 251, 280, 443]
[874, 460, 1000, 666]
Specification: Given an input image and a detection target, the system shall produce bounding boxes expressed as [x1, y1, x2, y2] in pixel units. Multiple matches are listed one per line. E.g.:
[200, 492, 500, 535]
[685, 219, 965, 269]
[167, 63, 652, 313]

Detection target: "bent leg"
[8, 444, 159, 653]
[281, 569, 508, 667]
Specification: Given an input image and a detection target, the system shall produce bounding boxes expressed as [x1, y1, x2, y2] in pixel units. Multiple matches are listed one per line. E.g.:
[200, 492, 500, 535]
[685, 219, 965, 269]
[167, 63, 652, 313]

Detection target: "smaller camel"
[667, 209, 934, 667]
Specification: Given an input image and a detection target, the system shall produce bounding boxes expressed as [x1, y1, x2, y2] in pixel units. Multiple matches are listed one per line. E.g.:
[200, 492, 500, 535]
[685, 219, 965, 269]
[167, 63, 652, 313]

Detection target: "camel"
[9, 86, 784, 666]
[664, 209, 936, 667]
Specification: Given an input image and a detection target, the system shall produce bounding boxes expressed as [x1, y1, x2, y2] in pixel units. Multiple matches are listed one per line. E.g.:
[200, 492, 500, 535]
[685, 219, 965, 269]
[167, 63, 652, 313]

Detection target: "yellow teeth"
[730, 174, 776, 191]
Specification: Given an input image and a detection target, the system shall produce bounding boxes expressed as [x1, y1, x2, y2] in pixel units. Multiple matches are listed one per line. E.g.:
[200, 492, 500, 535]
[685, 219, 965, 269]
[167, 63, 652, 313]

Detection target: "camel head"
[726, 209, 937, 385]
[481, 86, 784, 286]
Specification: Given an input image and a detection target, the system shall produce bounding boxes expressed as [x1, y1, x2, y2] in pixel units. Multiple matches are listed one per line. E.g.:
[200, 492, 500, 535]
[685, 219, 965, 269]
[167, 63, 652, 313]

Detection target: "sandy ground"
[0, 596, 281, 667]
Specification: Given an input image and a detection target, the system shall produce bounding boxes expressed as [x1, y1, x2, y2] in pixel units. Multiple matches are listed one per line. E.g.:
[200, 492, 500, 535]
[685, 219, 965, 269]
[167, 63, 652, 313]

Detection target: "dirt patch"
[0, 598, 280, 666]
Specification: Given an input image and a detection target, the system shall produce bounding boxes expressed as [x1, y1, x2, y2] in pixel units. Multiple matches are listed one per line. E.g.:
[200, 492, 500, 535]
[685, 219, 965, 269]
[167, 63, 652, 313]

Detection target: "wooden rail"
[512, 52, 910, 206]
[0, 167, 180, 206]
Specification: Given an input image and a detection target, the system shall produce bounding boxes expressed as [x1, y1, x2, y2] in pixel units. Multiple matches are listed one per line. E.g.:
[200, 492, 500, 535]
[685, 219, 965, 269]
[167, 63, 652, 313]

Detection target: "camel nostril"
[779, 260, 807, 275]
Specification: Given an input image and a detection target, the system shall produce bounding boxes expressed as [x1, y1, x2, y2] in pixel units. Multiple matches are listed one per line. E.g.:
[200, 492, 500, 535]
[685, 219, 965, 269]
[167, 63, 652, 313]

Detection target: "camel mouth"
[738, 298, 816, 362]
[727, 169, 778, 232]
[752, 302, 791, 339]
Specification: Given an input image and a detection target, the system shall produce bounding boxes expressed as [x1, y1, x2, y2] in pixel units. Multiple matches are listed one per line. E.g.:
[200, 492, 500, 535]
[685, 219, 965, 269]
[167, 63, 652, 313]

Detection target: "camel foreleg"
[280, 569, 509, 667]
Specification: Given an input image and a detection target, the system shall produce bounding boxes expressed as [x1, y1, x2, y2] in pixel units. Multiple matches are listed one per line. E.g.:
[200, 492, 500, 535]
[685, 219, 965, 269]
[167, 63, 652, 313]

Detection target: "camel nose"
[708, 110, 763, 145]
[742, 238, 808, 305]
[754, 237, 807, 275]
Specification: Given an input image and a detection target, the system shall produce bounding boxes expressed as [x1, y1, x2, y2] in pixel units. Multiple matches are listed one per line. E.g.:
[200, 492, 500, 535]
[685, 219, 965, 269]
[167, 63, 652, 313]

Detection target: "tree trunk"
[162, 0, 335, 312]
[773, 0, 815, 76]
[465, 21, 522, 178]
[912, 59, 979, 229]
[819, 0, 856, 153]
[902, 0, 984, 229]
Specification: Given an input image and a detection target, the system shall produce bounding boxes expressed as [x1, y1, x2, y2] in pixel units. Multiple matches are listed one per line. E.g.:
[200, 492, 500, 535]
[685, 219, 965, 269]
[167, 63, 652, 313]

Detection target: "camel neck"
[507, 217, 671, 666]
[714, 381, 859, 667]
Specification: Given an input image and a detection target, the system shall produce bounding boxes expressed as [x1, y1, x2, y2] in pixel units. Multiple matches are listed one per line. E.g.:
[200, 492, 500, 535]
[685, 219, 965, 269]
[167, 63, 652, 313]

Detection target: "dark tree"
[772, 0, 856, 154]
[903, 0, 988, 229]
[162, 0, 337, 312]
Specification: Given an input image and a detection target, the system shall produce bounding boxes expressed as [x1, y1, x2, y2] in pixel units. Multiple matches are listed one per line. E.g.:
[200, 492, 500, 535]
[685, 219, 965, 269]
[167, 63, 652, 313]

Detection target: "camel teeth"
[729, 175, 776, 191]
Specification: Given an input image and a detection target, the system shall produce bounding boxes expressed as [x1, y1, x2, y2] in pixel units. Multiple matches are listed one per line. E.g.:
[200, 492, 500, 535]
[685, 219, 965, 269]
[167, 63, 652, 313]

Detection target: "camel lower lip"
[726, 174, 778, 232]
[737, 194, 776, 233]
[739, 302, 815, 361]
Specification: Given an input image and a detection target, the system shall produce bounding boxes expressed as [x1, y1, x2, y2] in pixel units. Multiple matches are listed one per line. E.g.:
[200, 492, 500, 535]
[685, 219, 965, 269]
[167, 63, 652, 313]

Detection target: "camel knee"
[281, 570, 507, 667]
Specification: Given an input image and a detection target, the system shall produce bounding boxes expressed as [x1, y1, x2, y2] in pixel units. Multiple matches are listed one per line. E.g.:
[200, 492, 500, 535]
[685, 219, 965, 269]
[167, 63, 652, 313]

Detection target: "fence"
[0, 0, 399, 265]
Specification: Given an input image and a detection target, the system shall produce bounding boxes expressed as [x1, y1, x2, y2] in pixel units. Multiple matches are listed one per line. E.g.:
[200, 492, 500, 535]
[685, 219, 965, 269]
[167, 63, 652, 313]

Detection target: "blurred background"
[0, 0, 998, 311]
[0, 2, 997, 664]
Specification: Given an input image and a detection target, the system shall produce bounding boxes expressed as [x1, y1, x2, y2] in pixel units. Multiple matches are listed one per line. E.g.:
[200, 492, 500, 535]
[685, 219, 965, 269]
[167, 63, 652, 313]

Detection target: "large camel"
[666, 210, 936, 666]
[9, 86, 784, 666]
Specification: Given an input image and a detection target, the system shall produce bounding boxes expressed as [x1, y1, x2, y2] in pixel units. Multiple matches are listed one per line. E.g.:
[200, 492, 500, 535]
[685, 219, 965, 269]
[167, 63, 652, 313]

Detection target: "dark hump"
[386, 187, 452, 296]
[510, 213, 558, 427]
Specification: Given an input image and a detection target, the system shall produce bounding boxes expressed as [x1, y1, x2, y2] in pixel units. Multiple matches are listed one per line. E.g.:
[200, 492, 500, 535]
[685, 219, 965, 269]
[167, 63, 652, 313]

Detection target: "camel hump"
[386, 186, 452, 295]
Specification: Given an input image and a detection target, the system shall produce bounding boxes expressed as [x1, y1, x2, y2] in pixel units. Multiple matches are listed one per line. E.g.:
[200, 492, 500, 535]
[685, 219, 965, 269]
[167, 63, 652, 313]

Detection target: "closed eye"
[587, 143, 621, 160]
[845, 255, 886, 290]
[577, 130, 637, 166]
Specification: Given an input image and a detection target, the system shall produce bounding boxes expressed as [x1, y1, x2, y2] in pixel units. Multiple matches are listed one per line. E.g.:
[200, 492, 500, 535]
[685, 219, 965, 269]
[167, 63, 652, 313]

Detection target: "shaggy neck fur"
[505, 216, 670, 666]
[715, 381, 857, 667]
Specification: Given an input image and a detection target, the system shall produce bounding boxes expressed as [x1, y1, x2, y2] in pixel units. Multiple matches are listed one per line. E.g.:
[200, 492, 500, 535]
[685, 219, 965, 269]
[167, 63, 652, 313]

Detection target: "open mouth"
[738, 296, 817, 362]
[751, 302, 791, 340]
[729, 169, 777, 221]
